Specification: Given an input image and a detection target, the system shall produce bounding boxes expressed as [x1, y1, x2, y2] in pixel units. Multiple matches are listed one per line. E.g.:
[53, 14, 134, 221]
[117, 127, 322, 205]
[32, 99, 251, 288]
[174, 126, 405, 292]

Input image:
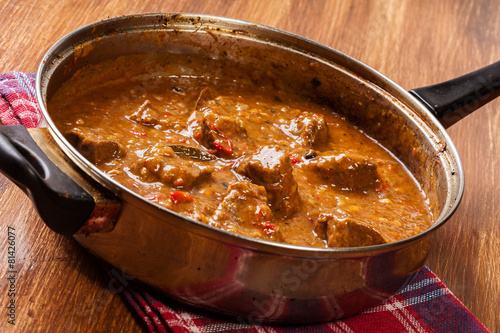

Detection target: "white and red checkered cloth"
[0, 71, 491, 333]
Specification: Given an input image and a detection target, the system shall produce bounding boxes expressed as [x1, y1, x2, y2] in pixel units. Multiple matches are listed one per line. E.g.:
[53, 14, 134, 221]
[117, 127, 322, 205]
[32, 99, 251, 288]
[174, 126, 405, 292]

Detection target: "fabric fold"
[0, 71, 41, 127]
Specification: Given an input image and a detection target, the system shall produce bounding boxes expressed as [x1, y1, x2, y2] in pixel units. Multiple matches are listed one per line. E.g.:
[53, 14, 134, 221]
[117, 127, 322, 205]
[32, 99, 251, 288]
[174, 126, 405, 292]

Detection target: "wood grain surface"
[1, 0, 498, 332]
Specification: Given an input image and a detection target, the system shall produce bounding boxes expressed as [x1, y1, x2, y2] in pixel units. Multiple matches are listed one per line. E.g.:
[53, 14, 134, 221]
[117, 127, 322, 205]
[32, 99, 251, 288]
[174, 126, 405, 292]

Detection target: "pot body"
[36, 13, 463, 323]
[75, 191, 431, 324]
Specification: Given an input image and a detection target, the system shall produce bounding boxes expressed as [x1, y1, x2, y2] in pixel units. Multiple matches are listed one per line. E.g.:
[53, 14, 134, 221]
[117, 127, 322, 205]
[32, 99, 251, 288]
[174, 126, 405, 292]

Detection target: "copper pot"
[1, 13, 498, 324]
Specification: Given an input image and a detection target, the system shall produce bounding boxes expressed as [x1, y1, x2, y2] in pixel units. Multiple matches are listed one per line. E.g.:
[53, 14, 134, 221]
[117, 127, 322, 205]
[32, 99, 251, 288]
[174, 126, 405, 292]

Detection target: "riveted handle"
[0, 125, 95, 235]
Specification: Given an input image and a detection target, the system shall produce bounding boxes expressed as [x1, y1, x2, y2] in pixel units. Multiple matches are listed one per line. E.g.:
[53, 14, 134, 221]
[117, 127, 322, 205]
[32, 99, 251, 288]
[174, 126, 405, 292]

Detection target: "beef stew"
[48, 54, 434, 248]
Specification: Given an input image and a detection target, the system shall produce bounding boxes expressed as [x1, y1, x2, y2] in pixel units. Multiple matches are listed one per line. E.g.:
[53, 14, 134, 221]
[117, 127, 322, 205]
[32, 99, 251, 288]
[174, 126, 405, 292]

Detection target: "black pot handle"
[0, 125, 95, 235]
[409, 60, 500, 128]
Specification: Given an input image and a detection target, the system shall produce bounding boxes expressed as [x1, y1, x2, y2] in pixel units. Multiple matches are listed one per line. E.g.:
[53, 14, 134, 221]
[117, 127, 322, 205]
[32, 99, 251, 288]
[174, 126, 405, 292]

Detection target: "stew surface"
[49, 55, 434, 248]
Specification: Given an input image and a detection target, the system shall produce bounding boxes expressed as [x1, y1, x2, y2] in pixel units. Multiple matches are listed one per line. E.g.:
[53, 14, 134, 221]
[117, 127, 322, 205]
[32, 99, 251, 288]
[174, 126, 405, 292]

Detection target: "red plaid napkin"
[1, 72, 491, 333]
[0, 72, 41, 127]
[114, 266, 490, 333]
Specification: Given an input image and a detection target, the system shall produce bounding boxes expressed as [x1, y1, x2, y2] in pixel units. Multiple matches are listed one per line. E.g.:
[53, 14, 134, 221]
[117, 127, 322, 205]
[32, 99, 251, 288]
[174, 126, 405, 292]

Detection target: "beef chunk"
[210, 181, 283, 242]
[314, 211, 387, 247]
[310, 153, 379, 191]
[288, 112, 328, 147]
[235, 146, 300, 218]
[65, 127, 125, 164]
[198, 111, 247, 157]
[204, 112, 247, 138]
[128, 100, 170, 128]
[132, 143, 214, 188]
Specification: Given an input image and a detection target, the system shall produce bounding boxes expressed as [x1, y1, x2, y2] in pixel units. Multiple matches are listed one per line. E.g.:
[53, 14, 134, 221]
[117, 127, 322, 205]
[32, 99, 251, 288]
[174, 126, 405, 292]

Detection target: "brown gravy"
[48, 55, 434, 248]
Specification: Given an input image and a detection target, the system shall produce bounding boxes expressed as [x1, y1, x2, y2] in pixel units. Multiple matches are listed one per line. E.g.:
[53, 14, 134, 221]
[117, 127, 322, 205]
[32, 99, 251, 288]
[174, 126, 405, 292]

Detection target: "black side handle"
[409, 61, 500, 128]
[0, 125, 95, 236]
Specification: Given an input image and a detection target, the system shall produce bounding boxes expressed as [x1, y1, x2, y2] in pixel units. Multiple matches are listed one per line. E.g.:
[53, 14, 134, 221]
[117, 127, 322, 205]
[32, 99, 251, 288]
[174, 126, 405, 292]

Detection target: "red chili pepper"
[213, 140, 233, 155]
[169, 191, 194, 204]
[262, 222, 277, 231]
[206, 119, 233, 155]
[252, 221, 277, 231]
[289, 155, 301, 164]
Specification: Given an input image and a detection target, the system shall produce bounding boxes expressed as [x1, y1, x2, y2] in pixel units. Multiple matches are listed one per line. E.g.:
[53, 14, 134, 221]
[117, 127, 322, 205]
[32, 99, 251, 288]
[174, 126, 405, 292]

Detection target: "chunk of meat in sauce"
[288, 112, 328, 148]
[235, 146, 300, 218]
[131, 143, 214, 188]
[310, 153, 380, 191]
[314, 211, 387, 247]
[128, 100, 171, 128]
[198, 111, 247, 157]
[65, 127, 125, 164]
[210, 181, 283, 242]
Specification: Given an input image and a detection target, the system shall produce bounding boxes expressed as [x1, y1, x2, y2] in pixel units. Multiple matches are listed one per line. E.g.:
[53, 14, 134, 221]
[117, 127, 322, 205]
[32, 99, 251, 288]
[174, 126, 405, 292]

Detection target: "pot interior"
[38, 13, 462, 247]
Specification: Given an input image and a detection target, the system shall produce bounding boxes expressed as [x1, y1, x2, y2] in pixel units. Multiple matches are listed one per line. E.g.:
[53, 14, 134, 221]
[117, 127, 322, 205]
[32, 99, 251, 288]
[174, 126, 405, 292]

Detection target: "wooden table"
[1, 1, 498, 332]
